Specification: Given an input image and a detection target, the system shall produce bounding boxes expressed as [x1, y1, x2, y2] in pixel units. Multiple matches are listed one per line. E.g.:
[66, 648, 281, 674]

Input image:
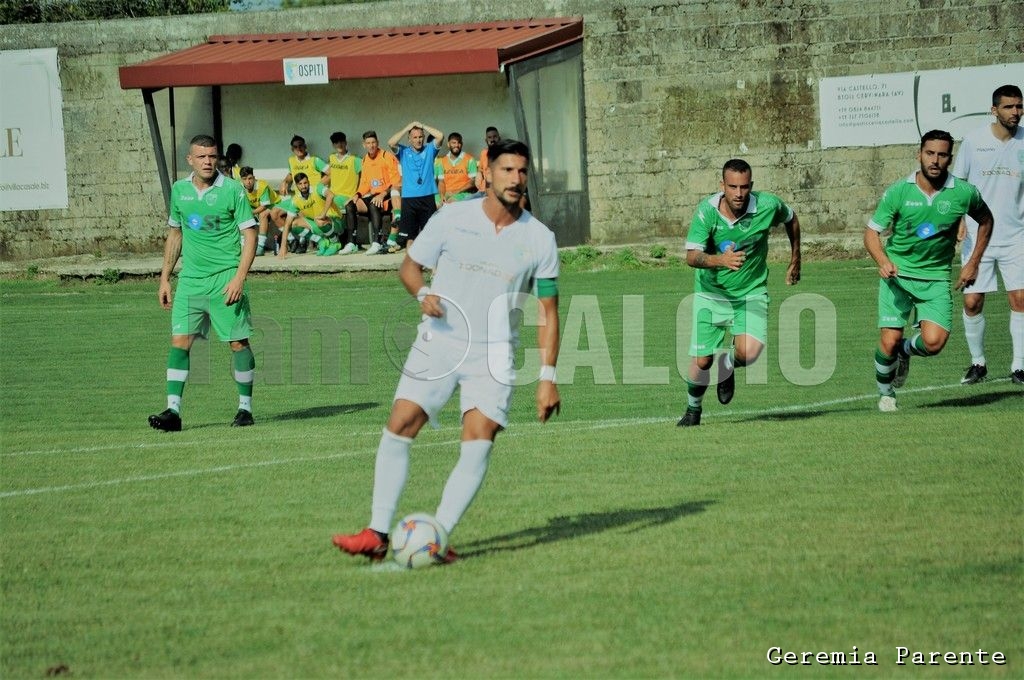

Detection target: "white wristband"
[416, 286, 430, 302]
[539, 365, 557, 383]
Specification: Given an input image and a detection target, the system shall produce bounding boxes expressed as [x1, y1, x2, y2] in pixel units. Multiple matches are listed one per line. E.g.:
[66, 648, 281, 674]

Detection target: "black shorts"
[398, 195, 437, 242]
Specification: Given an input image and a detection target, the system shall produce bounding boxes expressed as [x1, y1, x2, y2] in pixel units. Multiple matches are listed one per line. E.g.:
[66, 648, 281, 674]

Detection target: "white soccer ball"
[391, 513, 449, 569]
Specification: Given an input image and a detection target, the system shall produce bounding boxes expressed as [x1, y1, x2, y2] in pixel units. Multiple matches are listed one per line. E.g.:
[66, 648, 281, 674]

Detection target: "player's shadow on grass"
[267, 402, 379, 421]
[921, 391, 1022, 409]
[460, 500, 715, 559]
[732, 410, 829, 422]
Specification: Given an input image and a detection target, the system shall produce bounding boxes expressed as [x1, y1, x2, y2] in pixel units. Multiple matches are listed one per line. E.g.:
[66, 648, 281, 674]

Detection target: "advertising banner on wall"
[819, 63, 1024, 149]
[0, 48, 69, 211]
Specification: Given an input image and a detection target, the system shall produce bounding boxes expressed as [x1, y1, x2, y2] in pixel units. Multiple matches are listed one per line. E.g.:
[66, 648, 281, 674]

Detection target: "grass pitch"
[1, 260, 1021, 678]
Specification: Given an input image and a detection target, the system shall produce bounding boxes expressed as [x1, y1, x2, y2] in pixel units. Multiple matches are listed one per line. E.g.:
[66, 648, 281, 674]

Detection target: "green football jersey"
[868, 173, 985, 280]
[168, 173, 256, 278]
[685, 191, 794, 298]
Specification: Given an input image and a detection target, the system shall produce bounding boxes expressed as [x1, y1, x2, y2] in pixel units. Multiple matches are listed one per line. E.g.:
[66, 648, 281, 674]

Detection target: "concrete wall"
[0, 0, 1020, 259]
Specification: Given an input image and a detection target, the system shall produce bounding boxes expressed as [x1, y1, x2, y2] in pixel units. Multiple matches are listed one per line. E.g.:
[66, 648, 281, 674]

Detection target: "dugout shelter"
[118, 18, 590, 246]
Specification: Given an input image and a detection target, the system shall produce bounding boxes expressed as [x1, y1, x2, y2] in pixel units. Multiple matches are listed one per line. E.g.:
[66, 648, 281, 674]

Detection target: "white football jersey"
[952, 124, 1024, 247]
[408, 198, 559, 347]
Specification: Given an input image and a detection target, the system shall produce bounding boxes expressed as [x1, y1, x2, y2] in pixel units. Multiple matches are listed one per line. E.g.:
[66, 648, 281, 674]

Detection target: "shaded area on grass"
[731, 409, 831, 423]
[461, 499, 715, 558]
[267, 402, 379, 421]
[921, 390, 1023, 409]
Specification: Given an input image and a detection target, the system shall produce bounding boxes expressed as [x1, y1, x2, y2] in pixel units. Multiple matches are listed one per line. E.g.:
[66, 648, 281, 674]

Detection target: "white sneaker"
[340, 242, 359, 255]
[366, 242, 382, 255]
[878, 395, 897, 412]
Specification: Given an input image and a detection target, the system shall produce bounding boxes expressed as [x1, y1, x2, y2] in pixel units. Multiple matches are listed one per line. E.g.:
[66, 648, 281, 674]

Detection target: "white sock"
[435, 440, 493, 535]
[167, 395, 182, 412]
[369, 429, 412, 534]
[257, 234, 267, 249]
[963, 310, 986, 366]
[722, 351, 734, 373]
[1011, 311, 1024, 372]
[238, 395, 252, 412]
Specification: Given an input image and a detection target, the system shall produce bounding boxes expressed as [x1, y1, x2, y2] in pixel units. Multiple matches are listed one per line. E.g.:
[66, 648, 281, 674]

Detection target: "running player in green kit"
[865, 129, 993, 412]
[148, 134, 259, 432]
[679, 158, 802, 427]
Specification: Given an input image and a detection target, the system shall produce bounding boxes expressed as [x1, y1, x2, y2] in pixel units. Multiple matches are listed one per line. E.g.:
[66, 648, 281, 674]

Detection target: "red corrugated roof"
[118, 18, 582, 89]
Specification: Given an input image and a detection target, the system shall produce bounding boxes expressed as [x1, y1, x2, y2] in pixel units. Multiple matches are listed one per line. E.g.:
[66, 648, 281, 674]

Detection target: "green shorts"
[877, 276, 952, 331]
[296, 215, 342, 235]
[330, 194, 353, 210]
[171, 269, 252, 341]
[689, 292, 768, 357]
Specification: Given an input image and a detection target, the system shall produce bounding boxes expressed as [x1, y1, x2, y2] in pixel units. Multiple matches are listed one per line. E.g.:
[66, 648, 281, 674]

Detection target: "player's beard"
[919, 161, 947, 186]
[496, 186, 524, 212]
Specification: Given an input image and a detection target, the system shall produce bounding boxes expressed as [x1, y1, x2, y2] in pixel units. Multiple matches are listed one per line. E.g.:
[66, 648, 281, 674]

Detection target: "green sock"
[905, 334, 934, 357]
[875, 348, 896, 395]
[233, 346, 255, 412]
[685, 376, 709, 410]
[166, 346, 189, 413]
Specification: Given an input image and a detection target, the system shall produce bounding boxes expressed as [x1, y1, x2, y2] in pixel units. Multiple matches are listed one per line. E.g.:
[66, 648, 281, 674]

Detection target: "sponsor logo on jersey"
[187, 213, 204, 230]
[916, 222, 937, 239]
[936, 200, 952, 215]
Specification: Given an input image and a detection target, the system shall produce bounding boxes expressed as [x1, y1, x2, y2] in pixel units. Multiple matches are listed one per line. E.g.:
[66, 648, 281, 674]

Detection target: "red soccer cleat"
[332, 528, 388, 561]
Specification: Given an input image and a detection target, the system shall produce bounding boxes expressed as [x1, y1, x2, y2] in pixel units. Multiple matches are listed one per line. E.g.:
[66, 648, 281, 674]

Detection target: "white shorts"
[961, 236, 1024, 294]
[394, 333, 515, 429]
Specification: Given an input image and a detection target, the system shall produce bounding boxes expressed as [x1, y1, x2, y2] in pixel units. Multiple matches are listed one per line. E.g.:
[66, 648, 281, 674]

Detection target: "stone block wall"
[0, 0, 1019, 259]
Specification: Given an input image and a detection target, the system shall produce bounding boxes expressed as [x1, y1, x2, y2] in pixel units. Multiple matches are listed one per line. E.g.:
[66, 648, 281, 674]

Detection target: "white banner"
[0, 48, 69, 211]
[819, 63, 1024, 148]
[283, 57, 329, 86]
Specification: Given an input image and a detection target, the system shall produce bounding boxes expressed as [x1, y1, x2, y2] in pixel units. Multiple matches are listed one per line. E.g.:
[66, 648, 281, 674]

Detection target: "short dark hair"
[722, 158, 752, 178]
[448, 132, 463, 143]
[239, 166, 255, 178]
[993, 84, 1023, 106]
[294, 172, 309, 184]
[225, 143, 242, 161]
[330, 131, 347, 145]
[362, 130, 378, 141]
[487, 139, 530, 164]
[290, 135, 306, 148]
[190, 134, 216, 149]
[920, 129, 954, 150]
[485, 126, 499, 134]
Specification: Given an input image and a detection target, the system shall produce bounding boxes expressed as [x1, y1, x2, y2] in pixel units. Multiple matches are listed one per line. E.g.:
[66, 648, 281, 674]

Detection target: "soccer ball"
[391, 513, 449, 569]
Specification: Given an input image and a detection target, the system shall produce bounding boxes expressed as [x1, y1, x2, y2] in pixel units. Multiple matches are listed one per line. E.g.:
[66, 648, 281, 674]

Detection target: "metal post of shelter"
[142, 88, 171, 208]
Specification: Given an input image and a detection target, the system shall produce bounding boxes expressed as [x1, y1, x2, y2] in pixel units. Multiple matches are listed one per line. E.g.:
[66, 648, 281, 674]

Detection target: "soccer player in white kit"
[952, 84, 1024, 385]
[333, 139, 561, 563]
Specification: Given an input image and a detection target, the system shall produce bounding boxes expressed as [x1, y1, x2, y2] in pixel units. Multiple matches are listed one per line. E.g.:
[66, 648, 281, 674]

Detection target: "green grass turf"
[1, 260, 1021, 678]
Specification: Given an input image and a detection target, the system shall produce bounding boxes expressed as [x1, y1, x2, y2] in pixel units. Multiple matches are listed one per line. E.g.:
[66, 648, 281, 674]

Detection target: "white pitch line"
[1, 429, 385, 458]
[1, 378, 1010, 459]
[0, 379, 1012, 498]
[0, 437, 458, 499]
